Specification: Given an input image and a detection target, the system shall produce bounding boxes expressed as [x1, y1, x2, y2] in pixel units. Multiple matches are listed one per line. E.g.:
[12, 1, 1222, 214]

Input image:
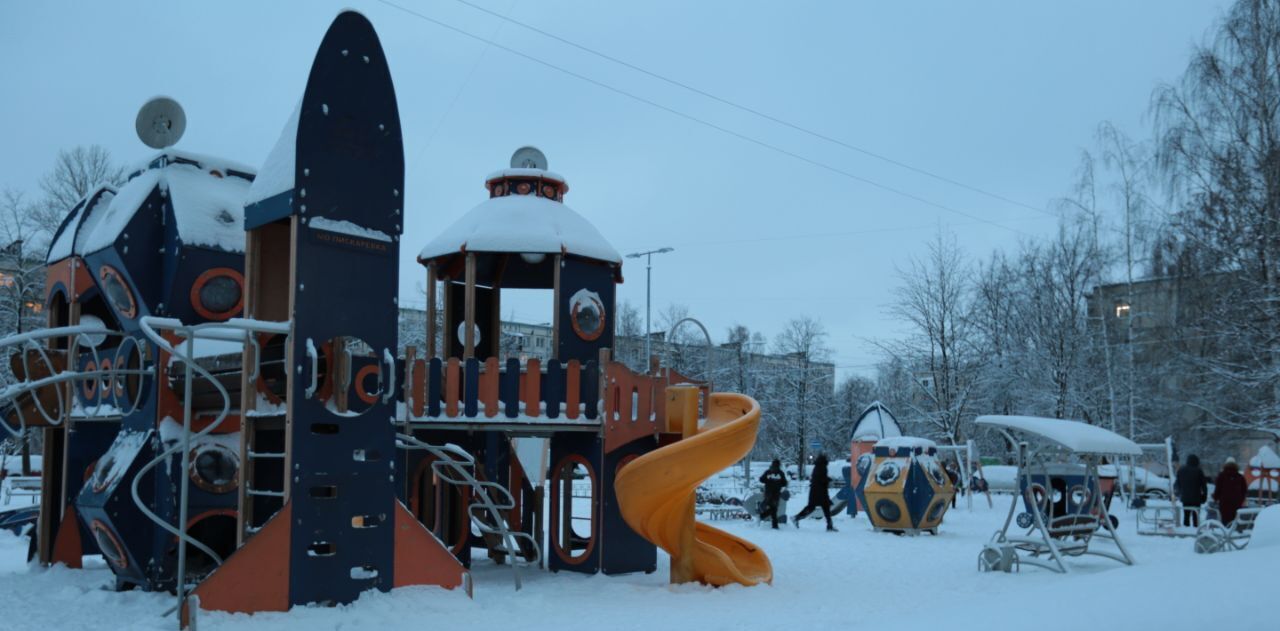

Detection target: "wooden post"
[442, 275, 454, 360]
[552, 255, 561, 360]
[426, 262, 437, 359]
[464, 253, 476, 359]
[598, 348, 610, 419]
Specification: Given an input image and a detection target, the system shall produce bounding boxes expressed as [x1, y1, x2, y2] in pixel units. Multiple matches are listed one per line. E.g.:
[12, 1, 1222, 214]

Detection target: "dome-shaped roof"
[417, 194, 621, 264]
[851, 401, 903, 442]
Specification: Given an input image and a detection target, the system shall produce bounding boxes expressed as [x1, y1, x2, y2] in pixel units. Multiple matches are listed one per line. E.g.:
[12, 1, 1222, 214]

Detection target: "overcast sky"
[0, 0, 1226, 379]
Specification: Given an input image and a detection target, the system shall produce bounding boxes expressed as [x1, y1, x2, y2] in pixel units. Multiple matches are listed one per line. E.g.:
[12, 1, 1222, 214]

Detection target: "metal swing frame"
[978, 417, 1137, 574]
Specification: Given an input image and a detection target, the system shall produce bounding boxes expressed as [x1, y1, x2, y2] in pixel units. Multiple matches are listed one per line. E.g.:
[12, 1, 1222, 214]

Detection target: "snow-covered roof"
[47, 187, 114, 263]
[246, 101, 299, 206]
[417, 194, 621, 264]
[76, 169, 163, 255]
[875, 436, 936, 451]
[976, 415, 1142, 456]
[850, 401, 902, 441]
[68, 152, 253, 257]
[1251, 445, 1280, 468]
[166, 163, 252, 251]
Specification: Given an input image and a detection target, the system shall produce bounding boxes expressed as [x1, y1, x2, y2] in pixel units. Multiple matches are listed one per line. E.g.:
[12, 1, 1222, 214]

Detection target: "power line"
[411, 0, 520, 164]
[448, 0, 1056, 218]
[618, 214, 1046, 253]
[374, 0, 1036, 236]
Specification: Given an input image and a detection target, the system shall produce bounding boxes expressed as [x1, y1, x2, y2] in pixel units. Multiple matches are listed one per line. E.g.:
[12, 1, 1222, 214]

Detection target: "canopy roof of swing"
[976, 415, 1142, 456]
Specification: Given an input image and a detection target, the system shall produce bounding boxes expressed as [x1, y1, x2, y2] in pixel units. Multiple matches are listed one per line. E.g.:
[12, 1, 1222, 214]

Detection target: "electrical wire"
[373, 0, 1040, 236]
[447, 0, 1056, 218]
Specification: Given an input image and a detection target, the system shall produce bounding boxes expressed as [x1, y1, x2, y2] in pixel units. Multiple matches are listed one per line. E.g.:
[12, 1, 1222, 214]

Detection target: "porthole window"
[91, 452, 116, 492]
[455, 322, 482, 347]
[873, 460, 901, 486]
[91, 520, 128, 569]
[874, 499, 901, 523]
[189, 443, 240, 494]
[551, 455, 596, 564]
[855, 453, 873, 476]
[313, 336, 380, 416]
[927, 500, 947, 522]
[569, 289, 605, 342]
[1069, 485, 1090, 509]
[99, 265, 137, 319]
[190, 268, 244, 320]
[926, 461, 946, 486]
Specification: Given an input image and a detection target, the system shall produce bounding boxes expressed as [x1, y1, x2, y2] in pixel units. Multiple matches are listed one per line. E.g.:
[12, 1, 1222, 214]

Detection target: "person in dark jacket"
[793, 454, 836, 531]
[758, 459, 788, 529]
[1213, 457, 1249, 526]
[1175, 454, 1208, 527]
[946, 461, 961, 508]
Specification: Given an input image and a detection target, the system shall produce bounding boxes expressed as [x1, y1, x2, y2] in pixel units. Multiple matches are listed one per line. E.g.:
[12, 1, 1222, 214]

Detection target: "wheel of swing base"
[1195, 533, 1222, 554]
[1016, 512, 1034, 529]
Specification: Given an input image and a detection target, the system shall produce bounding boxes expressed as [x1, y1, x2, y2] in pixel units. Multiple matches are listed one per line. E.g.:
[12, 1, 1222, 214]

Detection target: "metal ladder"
[395, 433, 542, 590]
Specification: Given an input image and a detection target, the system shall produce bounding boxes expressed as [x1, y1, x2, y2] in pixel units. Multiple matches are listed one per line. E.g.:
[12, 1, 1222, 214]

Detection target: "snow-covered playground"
[2, 499, 1276, 631]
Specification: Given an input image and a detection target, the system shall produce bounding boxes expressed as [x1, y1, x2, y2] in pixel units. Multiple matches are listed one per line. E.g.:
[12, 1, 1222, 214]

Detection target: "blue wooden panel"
[283, 10, 404, 608]
[501, 358, 520, 418]
[463, 358, 479, 418]
[427, 358, 442, 417]
[544, 361, 564, 420]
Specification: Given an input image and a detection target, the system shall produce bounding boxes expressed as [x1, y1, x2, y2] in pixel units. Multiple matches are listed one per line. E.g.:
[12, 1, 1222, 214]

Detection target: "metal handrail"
[0, 325, 153, 436]
[135, 316, 290, 620]
[395, 432, 541, 590]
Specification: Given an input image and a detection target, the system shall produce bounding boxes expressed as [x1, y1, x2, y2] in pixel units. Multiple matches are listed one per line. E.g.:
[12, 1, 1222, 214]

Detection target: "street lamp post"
[626, 247, 674, 368]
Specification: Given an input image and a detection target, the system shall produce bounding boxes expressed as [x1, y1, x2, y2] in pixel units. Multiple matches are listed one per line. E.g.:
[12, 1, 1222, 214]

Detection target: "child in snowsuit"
[793, 453, 836, 531]
[1213, 457, 1249, 526]
[758, 459, 788, 529]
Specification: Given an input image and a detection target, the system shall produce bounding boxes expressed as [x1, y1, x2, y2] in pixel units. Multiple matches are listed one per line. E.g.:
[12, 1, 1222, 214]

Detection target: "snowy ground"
[1, 499, 1276, 631]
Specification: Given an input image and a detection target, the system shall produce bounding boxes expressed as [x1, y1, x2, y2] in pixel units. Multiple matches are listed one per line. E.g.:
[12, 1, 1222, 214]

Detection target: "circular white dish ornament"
[510, 146, 548, 170]
[135, 96, 187, 149]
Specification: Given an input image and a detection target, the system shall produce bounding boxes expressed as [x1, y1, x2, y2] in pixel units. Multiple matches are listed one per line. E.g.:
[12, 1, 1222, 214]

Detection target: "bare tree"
[883, 230, 977, 444]
[39, 145, 123, 223]
[1152, 0, 1280, 437]
[614, 299, 645, 370]
[765, 316, 833, 477]
[0, 189, 49, 341]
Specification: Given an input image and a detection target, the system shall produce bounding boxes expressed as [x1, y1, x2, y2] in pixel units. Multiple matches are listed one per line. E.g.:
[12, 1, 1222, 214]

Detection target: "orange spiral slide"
[614, 388, 772, 586]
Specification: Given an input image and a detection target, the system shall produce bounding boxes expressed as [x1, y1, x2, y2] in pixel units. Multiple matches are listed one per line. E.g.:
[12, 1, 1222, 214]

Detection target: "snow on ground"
[0, 500, 1276, 630]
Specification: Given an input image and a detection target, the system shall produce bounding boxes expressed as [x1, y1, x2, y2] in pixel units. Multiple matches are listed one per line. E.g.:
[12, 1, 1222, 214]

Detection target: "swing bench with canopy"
[976, 415, 1141, 574]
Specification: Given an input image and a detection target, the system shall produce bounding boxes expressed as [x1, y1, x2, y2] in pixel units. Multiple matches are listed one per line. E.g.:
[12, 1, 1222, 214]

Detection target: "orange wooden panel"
[445, 358, 460, 418]
[411, 359, 426, 417]
[480, 358, 499, 418]
[50, 504, 83, 568]
[186, 502, 291, 624]
[635, 376, 653, 425]
[393, 501, 470, 592]
[564, 359, 581, 420]
[524, 359, 540, 417]
[604, 362, 659, 454]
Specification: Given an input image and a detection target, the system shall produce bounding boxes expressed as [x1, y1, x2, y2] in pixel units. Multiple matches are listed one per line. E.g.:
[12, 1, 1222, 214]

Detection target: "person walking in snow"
[1212, 457, 1248, 526]
[758, 459, 788, 529]
[1175, 454, 1208, 527]
[946, 461, 961, 509]
[793, 453, 836, 531]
